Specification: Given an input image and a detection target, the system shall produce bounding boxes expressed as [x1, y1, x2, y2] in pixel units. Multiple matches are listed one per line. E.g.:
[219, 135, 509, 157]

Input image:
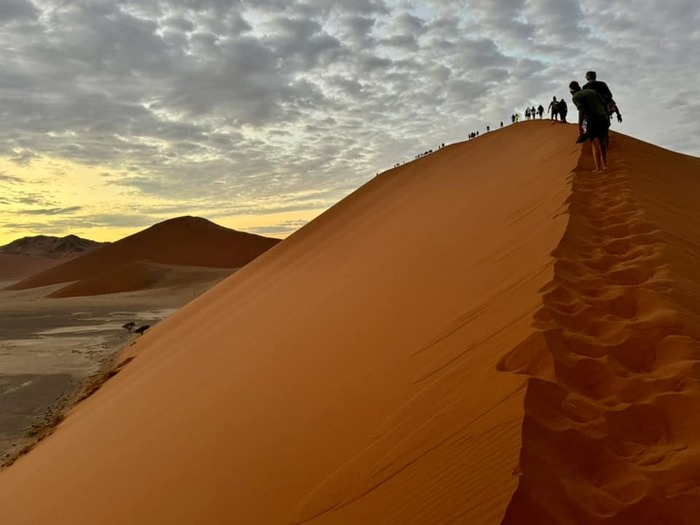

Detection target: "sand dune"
[502, 135, 700, 523]
[47, 260, 236, 298]
[6, 216, 280, 292]
[0, 254, 66, 280]
[0, 121, 698, 524]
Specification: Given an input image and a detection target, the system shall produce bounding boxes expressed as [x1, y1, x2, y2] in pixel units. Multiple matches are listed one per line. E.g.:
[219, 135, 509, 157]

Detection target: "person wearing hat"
[569, 80, 609, 172]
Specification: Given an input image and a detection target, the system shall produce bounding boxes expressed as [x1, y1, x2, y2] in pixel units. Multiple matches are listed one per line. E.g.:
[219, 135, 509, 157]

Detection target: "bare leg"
[591, 139, 606, 172]
[601, 136, 608, 164]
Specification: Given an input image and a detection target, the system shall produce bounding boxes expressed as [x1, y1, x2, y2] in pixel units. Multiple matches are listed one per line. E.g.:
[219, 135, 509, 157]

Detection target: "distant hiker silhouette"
[570, 80, 609, 172]
[500, 121, 504, 128]
[558, 99, 568, 122]
[548, 96, 559, 120]
[537, 105, 544, 118]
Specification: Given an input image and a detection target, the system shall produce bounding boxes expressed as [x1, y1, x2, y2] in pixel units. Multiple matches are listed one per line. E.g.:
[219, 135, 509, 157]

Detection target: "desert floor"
[0, 270, 232, 465]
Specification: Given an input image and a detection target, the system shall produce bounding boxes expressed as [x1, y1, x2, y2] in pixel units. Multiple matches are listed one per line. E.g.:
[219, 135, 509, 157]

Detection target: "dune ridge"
[6, 216, 279, 292]
[0, 121, 579, 524]
[0, 123, 698, 524]
[502, 136, 700, 523]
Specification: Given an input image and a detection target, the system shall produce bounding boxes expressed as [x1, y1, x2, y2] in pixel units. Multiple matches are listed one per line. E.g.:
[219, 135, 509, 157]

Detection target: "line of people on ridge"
[506, 99, 568, 122]
[526, 105, 547, 120]
[569, 70, 623, 173]
[512, 71, 622, 173]
[457, 71, 622, 174]
[467, 121, 507, 139]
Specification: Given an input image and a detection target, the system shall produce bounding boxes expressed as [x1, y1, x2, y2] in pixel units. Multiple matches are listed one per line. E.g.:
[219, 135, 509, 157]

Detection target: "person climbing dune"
[569, 80, 609, 173]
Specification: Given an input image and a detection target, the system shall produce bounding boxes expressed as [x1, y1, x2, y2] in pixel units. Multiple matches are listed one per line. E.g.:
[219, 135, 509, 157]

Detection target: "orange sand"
[47, 260, 235, 298]
[6, 216, 279, 292]
[0, 254, 68, 280]
[1, 121, 699, 524]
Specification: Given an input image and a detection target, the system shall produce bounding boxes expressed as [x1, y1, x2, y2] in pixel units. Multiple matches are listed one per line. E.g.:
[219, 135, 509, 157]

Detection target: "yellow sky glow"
[0, 155, 322, 247]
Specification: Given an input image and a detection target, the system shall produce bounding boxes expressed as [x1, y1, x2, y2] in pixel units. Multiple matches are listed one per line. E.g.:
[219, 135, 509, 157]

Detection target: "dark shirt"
[583, 80, 613, 104]
[572, 88, 609, 123]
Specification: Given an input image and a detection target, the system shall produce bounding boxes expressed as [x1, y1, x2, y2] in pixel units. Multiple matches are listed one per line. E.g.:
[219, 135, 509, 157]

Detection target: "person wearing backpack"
[583, 71, 622, 122]
[569, 80, 609, 172]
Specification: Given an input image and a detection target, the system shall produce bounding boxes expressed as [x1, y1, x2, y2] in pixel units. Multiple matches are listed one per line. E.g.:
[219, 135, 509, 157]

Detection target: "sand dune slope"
[1, 122, 697, 524]
[47, 260, 236, 298]
[0, 254, 65, 280]
[502, 135, 700, 523]
[0, 121, 577, 524]
[6, 216, 279, 291]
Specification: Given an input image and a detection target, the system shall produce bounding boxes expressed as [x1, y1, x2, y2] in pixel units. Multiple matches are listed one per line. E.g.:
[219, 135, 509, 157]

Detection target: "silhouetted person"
[511, 114, 516, 124]
[570, 80, 609, 172]
[500, 121, 504, 128]
[537, 105, 544, 118]
[583, 71, 613, 109]
[584, 71, 621, 150]
[584, 71, 621, 121]
[486, 125, 490, 132]
[548, 96, 559, 120]
[558, 99, 568, 123]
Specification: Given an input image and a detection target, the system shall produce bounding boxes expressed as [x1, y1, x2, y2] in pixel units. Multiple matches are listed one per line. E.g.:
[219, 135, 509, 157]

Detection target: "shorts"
[586, 118, 610, 141]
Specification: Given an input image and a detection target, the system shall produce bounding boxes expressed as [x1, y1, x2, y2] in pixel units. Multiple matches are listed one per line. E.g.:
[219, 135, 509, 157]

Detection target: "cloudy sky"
[1, 0, 698, 245]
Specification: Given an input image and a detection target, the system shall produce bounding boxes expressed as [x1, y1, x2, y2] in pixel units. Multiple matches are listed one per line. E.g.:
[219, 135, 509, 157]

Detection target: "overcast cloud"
[0, 0, 698, 241]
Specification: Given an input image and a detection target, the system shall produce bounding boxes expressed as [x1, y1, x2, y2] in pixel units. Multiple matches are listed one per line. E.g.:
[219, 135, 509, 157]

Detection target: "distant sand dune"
[0, 254, 77, 280]
[0, 122, 699, 524]
[47, 260, 236, 298]
[6, 216, 279, 292]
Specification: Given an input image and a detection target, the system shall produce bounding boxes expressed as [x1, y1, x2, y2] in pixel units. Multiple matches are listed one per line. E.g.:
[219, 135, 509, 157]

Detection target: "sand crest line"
[6, 123, 698, 523]
[500, 142, 700, 523]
